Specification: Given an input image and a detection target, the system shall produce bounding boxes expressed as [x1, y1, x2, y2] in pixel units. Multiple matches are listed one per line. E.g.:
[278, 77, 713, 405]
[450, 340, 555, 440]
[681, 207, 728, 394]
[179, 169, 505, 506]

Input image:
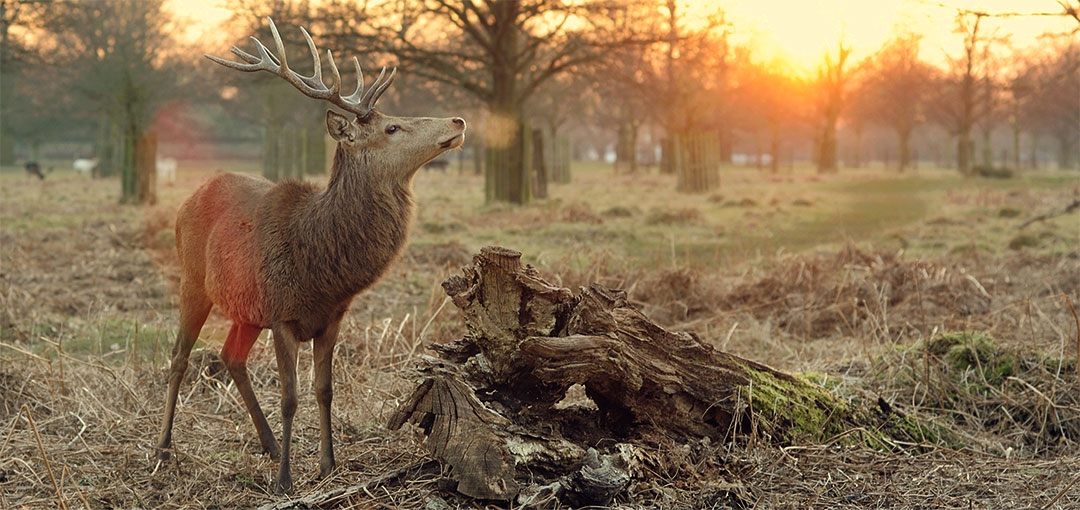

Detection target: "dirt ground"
[1, 164, 1078, 508]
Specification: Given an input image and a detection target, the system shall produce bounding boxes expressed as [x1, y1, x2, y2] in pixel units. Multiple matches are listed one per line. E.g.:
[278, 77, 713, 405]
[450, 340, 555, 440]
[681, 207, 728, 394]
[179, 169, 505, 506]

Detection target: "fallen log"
[1017, 198, 1080, 230]
[391, 246, 941, 505]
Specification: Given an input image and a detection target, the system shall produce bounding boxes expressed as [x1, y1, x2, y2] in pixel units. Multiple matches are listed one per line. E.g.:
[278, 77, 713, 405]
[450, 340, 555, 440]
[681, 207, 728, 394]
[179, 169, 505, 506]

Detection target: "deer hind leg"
[271, 325, 301, 495]
[221, 322, 279, 460]
[313, 319, 342, 479]
[155, 288, 212, 461]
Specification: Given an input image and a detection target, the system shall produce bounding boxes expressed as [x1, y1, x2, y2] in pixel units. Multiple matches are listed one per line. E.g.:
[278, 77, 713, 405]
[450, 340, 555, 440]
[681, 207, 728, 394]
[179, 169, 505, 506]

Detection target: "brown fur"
[156, 108, 465, 493]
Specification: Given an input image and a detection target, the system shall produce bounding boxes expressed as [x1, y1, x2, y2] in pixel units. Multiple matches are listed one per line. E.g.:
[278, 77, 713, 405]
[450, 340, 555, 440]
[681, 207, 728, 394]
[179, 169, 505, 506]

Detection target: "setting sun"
[700, 0, 1076, 71]
[170, 0, 1075, 74]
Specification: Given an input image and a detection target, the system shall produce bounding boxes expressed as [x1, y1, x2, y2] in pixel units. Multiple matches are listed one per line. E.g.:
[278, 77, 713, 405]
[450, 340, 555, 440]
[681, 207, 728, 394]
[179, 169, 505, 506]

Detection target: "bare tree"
[736, 58, 805, 173]
[27, 0, 186, 203]
[1029, 39, 1080, 169]
[346, 0, 658, 203]
[862, 34, 936, 172]
[0, 0, 58, 165]
[813, 38, 851, 174]
[942, 11, 990, 175]
[843, 66, 876, 168]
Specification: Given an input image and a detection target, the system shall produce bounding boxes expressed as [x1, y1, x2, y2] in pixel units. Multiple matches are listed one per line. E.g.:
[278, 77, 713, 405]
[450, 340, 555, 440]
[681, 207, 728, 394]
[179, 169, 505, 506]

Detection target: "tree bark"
[898, 129, 911, 173]
[532, 128, 547, 199]
[391, 247, 940, 505]
[1012, 120, 1021, 171]
[134, 130, 157, 205]
[769, 123, 780, 174]
[1058, 133, 1077, 170]
[852, 124, 863, 168]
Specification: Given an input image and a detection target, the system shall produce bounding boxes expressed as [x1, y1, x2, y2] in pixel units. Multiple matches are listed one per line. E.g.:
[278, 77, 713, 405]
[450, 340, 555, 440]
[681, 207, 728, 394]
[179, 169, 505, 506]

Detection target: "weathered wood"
[392, 246, 938, 504]
[388, 373, 520, 500]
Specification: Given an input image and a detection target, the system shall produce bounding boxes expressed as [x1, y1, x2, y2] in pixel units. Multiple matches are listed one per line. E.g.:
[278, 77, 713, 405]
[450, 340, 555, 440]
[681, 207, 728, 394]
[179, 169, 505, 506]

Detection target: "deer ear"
[326, 110, 353, 141]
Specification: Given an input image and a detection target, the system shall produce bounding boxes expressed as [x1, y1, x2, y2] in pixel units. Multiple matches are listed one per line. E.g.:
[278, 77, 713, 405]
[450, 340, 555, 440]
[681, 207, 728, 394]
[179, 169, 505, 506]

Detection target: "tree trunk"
[675, 131, 720, 193]
[484, 97, 532, 204]
[134, 130, 157, 205]
[120, 120, 137, 202]
[817, 123, 838, 173]
[1012, 122, 1021, 172]
[1029, 133, 1039, 170]
[957, 135, 972, 176]
[755, 131, 763, 170]
[719, 126, 733, 164]
[852, 125, 863, 168]
[614, 118, 634, 174]
[532, 128, 547, 199]
[1058, 133, 1078, 170]
[472, 138, 484, 176]
[769, 124, 780, 174]
[0, 24, 14, 166]
[898, 129, 911, 173]
[391, 247, 944, 505]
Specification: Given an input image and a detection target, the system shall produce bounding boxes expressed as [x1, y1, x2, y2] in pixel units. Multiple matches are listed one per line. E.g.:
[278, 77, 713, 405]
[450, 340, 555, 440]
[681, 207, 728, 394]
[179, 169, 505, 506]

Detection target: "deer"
[24, 161, 45, 180]
[72, 158, 97, 175]
[156, 157, 177, 186]
[154, 17, 465, 494]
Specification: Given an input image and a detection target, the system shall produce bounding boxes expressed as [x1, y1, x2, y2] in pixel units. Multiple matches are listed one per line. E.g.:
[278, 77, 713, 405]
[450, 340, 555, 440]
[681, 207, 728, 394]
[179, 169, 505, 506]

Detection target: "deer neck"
[311, 146, 415, 296]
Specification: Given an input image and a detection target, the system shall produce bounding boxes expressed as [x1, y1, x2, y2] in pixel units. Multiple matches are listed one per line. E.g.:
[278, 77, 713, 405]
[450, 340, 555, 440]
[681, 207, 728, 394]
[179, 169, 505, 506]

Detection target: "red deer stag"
[154, 17, 465, 494]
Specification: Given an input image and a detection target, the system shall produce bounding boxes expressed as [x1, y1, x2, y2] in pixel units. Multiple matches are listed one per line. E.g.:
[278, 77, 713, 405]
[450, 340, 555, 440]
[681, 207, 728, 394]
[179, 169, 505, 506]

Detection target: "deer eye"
[385, 125, 400, 134]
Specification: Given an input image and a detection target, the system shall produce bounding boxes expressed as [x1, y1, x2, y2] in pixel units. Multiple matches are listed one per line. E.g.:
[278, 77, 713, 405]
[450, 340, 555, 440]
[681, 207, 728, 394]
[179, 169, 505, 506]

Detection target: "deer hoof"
[155, 448, 172, 462]
[318, 458, 335, 479]
[265, 442, 282, 461]
[274, 475, 294, 495]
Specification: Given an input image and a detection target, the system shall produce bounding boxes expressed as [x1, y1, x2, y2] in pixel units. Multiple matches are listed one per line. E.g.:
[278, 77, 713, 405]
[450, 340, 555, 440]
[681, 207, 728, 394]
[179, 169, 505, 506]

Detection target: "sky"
[718, 0, 1075, 71]
[170, 0, 1076, 73]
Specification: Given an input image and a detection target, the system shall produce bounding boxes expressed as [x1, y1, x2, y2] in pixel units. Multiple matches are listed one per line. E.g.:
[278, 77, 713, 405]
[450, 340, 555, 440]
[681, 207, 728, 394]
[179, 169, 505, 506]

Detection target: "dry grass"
[1, 164, 1079, 508]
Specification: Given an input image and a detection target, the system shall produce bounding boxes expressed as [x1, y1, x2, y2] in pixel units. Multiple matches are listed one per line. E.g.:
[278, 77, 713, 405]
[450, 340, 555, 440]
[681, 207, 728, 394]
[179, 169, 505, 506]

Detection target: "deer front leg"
[313, 319, 342, 479]
[271, 325, 301, 495]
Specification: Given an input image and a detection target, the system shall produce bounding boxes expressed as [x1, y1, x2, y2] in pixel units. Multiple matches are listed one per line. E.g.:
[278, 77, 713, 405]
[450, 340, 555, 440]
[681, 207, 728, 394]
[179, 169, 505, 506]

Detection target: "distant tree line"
[1, 0, 1077, 205]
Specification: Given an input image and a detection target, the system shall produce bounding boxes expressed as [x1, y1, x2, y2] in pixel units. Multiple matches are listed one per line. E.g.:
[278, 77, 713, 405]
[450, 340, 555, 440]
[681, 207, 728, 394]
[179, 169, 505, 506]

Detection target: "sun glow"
[171, 0, 1076, 75]
[683, 0, 1073, 73]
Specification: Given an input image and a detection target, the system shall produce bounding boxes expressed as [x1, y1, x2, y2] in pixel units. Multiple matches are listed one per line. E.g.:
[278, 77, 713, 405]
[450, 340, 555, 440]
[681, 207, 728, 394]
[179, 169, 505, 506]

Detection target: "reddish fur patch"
[220, 322, 263, 364]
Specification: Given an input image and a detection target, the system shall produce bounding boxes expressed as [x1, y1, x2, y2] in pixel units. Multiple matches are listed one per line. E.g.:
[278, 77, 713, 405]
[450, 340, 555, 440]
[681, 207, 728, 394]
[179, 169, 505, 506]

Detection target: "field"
[1, 160, 1079, 508]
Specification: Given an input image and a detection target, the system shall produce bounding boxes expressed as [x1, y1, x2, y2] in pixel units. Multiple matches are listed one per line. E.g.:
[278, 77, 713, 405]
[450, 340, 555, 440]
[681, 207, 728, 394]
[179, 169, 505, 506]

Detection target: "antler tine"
[266, 17, 288, 71]
[205, 51, 258, 71]
[340, 57, 364, 103]
[296, 27, 329, 91]
[358, 66, 386, 107]
[206, 17, 381, 117]
[326, 50, 342, 96]
[230, 46, 260, 65]
[362, 67, 397, 111]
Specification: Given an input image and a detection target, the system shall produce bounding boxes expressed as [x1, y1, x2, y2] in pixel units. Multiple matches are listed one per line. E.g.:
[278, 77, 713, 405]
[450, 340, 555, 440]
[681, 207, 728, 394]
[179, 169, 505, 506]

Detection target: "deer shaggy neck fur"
[185, 143, 414, 341]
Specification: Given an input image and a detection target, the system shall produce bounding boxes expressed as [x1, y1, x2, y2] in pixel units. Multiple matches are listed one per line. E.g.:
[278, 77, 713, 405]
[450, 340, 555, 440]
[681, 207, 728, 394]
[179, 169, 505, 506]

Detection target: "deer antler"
[205, 17, 396, 119]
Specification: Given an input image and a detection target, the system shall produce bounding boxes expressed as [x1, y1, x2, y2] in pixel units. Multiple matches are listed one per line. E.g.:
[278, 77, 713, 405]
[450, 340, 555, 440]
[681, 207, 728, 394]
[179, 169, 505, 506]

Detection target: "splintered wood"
[390, 246, 915, 505]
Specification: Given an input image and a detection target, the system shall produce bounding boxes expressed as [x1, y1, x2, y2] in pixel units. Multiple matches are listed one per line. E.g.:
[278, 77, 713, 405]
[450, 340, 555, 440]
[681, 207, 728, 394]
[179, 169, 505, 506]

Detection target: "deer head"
[206, 17, 465, 182]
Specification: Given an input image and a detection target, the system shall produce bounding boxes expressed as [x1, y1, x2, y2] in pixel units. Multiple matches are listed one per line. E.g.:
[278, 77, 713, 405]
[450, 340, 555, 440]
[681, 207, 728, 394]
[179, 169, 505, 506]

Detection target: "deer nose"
[452, 118, 465, 128]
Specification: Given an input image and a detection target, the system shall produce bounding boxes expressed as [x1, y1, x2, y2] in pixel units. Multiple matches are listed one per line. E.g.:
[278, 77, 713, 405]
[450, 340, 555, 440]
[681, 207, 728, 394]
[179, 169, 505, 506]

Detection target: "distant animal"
[154, 17, 466, 495]
[424, 159, 450, 172]
[73, 158, 98, 175]
[156, 157, 177, 185]
[24, 161, 45, 180]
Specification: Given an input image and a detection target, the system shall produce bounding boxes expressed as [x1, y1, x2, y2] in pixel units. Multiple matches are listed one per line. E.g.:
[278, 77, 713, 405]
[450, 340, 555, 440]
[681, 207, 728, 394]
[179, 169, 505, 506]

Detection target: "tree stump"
[391, 247, 940, 505]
